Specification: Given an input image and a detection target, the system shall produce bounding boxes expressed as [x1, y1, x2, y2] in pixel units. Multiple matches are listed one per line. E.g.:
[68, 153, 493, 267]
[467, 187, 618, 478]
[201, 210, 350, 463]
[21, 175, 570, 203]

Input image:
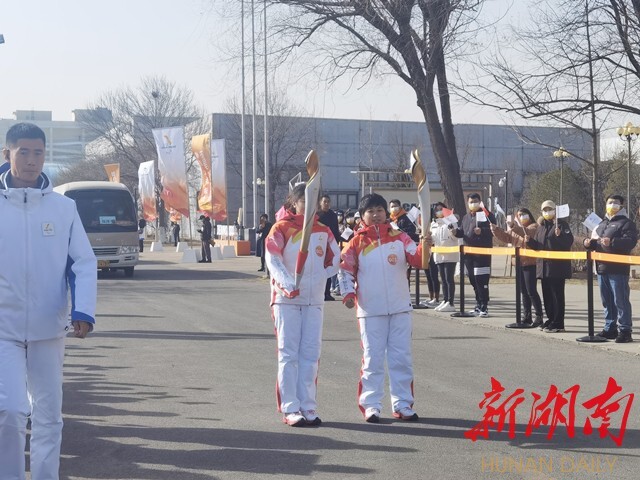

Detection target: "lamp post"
[553, 147, 570, 205]
[617, 122, 640, 210]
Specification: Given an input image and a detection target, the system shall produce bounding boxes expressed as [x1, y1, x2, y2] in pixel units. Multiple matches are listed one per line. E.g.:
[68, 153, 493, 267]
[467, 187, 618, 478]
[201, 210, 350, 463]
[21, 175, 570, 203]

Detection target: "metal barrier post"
[451, 245, 475, 318]
[413, 267, 428, 309]
[506, 246, 534, 329]
[577, 250, 607, 342]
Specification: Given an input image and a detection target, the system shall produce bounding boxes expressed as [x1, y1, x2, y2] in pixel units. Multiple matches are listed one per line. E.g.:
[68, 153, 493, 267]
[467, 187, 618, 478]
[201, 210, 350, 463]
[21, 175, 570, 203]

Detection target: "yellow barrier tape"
[464, 246, 515, 256]
[591, 252, 640, 266]
[430, 245, 640, 264]
[431, 246, 460, 254]
[519, 249, 587, 260]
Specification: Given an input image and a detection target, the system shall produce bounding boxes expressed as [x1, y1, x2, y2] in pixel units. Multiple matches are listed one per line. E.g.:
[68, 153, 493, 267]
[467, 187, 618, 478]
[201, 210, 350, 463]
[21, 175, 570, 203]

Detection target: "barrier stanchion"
[451, 245, 475, 318]
[413, 267, 428, 309]
[577, 250, 607, 343]
[506, 246, 535, 329]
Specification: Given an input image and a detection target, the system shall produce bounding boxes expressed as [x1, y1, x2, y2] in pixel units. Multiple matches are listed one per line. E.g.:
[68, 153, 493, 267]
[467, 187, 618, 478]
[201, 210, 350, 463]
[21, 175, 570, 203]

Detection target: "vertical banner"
[191, 133, 214, 215]
[211, 138, 228, 221]
[138, 161, 157, 222]
[152, 126, 190, 217]
[104, 163, 120, 183]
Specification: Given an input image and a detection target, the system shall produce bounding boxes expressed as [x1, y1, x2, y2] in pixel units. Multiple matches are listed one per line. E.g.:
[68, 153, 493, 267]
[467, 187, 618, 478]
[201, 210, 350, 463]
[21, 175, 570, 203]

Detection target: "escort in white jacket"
[0, 170, 97, 341]
[0, 168, 97, 480]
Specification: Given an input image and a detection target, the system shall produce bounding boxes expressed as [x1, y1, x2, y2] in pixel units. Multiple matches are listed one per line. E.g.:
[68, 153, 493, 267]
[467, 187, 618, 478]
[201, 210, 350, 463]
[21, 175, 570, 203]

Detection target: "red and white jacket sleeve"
[325, 231, 341, 278]
[265, 223, 296, 294]
[338, 241, 358, 303]
[402, 232, 424, 269]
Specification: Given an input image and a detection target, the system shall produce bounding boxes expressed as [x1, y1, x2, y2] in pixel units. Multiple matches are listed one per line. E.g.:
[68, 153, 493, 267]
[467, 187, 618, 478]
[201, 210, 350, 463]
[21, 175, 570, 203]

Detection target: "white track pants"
[0, 337, 65, 480]
[273, 304, 324, 414]
[358, 312, 414, 414]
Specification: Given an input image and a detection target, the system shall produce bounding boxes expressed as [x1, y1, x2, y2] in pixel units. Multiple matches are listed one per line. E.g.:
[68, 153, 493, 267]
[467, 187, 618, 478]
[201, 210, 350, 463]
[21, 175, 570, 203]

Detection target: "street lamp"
[498, 170, 508, 218]
[553, 147, 570, 205]
[617, 122, 640, 210]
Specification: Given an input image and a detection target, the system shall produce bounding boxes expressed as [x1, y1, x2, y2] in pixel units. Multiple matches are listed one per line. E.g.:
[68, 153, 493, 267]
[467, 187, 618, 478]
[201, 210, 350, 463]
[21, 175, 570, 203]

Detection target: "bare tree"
[459, 0, 640, 215]
[268, 0, 487, 214]
[224, 88, 316, 219]
[77, 76, 208, 225]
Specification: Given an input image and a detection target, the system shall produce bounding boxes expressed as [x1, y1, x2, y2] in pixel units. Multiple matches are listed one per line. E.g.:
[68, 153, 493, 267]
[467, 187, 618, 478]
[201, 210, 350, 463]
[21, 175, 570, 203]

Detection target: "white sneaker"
[393, 407, 419, 421]
[301, 409, 322, 425]
[427, 299, 440, 307]
[283, 412, 306, 427]
[439, 302, 456, 313]
[434, 301, 447, 311]
[364, 407, 381, 423]
[419, 300, 430, 307]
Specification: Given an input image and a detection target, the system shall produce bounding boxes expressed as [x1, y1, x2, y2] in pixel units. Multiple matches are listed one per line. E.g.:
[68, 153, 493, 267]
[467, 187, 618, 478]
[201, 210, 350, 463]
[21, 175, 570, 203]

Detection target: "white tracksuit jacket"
[0, 171, 97, 341]
[265, 211, 340, 305]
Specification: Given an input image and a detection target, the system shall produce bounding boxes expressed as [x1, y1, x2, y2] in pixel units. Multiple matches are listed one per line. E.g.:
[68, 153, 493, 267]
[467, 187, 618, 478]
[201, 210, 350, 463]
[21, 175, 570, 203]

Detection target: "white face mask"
[390, 206, 400, 213]
[435, 210, 444, 218]
[542, 210, 556, 220]
[468, 202, 480, 212]
[519, 214, 530, 223]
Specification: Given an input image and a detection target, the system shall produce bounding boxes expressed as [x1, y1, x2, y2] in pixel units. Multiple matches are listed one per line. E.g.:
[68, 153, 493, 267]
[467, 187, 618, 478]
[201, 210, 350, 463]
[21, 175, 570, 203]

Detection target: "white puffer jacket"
[430, 218, 461, 264]
[0, 171, 97, 342]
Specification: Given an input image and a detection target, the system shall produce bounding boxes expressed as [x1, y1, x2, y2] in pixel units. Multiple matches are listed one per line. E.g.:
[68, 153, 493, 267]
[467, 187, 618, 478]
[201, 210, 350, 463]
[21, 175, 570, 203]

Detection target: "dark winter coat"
[584, 211, 638, 275]
[527, 218, 574, 279]
[452, 210, 496, 248]
[394, 213, 419, 242]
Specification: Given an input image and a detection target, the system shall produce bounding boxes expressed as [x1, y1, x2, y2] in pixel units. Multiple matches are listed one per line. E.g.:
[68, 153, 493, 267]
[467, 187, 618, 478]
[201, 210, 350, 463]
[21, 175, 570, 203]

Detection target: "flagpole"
[251, 0, 258, 230]
[241, 0, 247, 236]
[263, 0, 270, 219]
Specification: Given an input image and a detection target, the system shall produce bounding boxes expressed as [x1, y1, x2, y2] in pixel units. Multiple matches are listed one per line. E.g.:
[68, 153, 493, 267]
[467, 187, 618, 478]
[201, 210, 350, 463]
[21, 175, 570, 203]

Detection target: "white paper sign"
[407, 206, 420, 223]
[341, 227, 354, 240]
[476, 210, 487, 223]
[443, 214, 458, 225]
[557, 204, 570, 219]
[583, 212, 602, 231]
[506, 214, 513, 223]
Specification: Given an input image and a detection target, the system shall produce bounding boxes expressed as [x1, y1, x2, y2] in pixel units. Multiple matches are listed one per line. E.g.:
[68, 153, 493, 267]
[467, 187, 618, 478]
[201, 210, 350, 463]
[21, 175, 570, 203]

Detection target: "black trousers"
[437, 262, 456, 305]
[464, 254, 490, 310]
[424, 256, 440, 296]
[201, 240, 211, 262]
[521, 265, 543, 318]
[541, 277, 566, 328]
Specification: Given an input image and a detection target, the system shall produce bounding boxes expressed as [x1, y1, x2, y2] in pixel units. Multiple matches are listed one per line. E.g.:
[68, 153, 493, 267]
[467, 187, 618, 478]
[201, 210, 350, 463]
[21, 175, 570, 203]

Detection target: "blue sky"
[0, 0, 531, 125]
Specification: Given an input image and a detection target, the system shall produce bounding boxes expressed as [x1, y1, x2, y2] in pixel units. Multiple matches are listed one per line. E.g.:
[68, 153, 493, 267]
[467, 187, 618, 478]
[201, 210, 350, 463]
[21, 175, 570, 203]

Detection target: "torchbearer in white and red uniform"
[265, 184, 340, 427]
[339, 193, 425, 423]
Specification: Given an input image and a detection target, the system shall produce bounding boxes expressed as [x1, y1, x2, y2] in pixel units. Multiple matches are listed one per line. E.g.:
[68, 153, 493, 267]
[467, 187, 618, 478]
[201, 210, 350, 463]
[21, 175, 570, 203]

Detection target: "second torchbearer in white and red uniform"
[339, 193, 425, 424]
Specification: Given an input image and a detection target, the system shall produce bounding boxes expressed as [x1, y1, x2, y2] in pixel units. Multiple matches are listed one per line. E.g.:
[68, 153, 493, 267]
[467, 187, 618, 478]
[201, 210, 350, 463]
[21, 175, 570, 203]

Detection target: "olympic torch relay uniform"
[338, 222, 423, 416]
[265, 211, 340, 416]
[0, 171, 97, 479]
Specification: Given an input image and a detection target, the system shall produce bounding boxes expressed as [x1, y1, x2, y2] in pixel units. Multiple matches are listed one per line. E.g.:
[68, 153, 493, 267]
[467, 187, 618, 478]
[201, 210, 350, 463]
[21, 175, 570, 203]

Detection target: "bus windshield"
[65, 189, 137, 233]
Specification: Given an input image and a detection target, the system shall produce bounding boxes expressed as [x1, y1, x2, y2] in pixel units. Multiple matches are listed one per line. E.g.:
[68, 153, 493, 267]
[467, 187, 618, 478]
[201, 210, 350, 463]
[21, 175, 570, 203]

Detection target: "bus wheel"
[124, 267, 134, 278]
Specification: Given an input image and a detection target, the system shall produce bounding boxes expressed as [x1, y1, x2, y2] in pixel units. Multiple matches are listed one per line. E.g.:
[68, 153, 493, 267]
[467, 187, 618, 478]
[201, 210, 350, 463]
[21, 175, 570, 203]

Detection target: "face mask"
[606, 203, 621, 216]
[468, 202, 480, 212]
[519, 214, 529, 224]
[542, 210, 556, 221]
[435, 210, 444, 218]
[390, 206, 400, 213]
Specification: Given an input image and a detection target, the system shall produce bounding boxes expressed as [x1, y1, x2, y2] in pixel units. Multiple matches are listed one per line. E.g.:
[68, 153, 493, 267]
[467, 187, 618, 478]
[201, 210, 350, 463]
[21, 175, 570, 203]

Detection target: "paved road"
[57, 251, 640, 479]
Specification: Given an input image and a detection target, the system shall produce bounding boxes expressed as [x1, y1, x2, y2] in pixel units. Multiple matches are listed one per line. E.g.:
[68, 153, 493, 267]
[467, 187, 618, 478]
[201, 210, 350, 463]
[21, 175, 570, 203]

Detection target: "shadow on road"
[59, 344, 387, 478]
